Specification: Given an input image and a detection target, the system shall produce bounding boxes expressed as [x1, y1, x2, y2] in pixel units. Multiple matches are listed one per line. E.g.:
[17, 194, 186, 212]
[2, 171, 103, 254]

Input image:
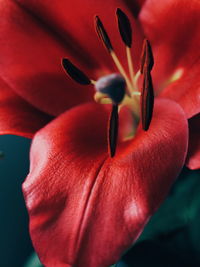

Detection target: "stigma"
[62, 8, 155, 157]
[94, 73, 126, 105]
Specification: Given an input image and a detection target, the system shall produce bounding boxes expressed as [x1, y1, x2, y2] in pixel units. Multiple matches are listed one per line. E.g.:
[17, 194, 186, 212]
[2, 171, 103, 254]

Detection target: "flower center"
[61, 8, 154, 157]
[94, 73, 126, 105]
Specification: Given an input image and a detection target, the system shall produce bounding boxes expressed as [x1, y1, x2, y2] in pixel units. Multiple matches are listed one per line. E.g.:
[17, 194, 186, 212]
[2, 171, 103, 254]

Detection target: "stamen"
[126, 46, 135, 86]
[140, 41, 146, 74]
[120, 95, 140, 118]
[94, 92, 112, 104]
[110, 51, 133, 94]
[132, 91, 141, 96]
[141, 69, 154, 131]
[133, 70, 141, 88]
[116, 8, 136, 88]
[95, 16, 113, 52]
[140, 39, 154, 131]
[108, 104, 119, 157]
[62, 58, 91, 85]
[91, 80, 97, 85]
[99, 98, 113, 104]
[116, 8, 132, 48]
[95, 16, 133, 95]
[140, 39, 154, 74]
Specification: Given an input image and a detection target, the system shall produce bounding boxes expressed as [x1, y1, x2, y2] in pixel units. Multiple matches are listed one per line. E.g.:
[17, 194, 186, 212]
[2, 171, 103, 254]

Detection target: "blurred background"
[1, 135, 200, 267]
[0, 135, 33, 267]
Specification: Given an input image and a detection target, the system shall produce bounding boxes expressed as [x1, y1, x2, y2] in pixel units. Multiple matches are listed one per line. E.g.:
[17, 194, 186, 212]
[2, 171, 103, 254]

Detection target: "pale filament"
[90, 79, 96, 85]
[110, 48, 141, 95]
[94, 92, 113, 104]
[126, 46, 135, 86]
[133, 70, 141, 90]
[108, 49, 141, 116]
[110, 51, 134, 95]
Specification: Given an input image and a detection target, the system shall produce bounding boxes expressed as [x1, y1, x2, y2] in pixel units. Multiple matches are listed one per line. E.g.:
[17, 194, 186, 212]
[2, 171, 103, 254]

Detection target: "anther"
[116, 8, 132, 48]
[140, 39, 154, 130]
[95, 15, 133, 95]
[141, 69, 154, 131]
[108, 104, 119, 157]
[62, 58, 91, 85]
[116, 8, 136, 87]
[95, 16, 113, 53]
[140, 39, 154, 74]
[95, 73, 126, 104]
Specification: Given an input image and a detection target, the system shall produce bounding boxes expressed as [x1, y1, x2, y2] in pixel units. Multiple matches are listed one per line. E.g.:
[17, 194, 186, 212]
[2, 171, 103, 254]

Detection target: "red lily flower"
[0, 0, 198, 266]
[0, 0, 199, 167]
[23, 99, 187, 267]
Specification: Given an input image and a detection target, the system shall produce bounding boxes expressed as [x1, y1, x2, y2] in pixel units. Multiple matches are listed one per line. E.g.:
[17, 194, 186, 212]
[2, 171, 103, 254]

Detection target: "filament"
[126, 46, 135, 86]
[110, 51, 133, 95]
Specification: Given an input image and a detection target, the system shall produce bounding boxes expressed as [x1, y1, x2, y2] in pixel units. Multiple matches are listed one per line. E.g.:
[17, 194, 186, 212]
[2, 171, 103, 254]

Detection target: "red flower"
[0, 0, 198, 266]
[0, 0, 199, 168]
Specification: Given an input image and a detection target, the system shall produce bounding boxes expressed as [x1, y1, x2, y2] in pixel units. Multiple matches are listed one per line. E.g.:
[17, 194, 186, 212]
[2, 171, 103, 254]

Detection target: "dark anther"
[95, 16, 113, 53]
[62, 58, 91, 85]
[95, 73, 126, 104]
[140, 39, 154, 74]
[108, 104, 119, 157]
[116, 8, 132, 48]
[141, 70, 154, 131]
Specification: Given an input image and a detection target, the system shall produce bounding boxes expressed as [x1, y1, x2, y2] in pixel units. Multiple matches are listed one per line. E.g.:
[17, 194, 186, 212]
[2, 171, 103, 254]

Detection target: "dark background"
[0, 135, 33, 267]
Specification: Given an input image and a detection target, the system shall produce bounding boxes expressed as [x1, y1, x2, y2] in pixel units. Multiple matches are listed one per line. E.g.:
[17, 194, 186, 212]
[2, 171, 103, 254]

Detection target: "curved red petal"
[17, 0, 145, 69]
[139, 0, 200, 89]
[160, 57, 200, 119]
[124, 0, 147, 18]
[0, 0, 94, 116]
[0, 0, 144, 116]
[23, 99, 188, 267]
[186, 113, 200, 170]
[0, 78, 52, 138]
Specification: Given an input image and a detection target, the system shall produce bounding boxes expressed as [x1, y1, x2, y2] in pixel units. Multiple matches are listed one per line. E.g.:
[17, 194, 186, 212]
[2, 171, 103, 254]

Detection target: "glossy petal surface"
[161, 58, 200, 118]
[124, 0, 147, 18]
[140, 0, 200, 90]
[0, 0, 144, 116]
[186, 114, 200, 170]
[23, 99, 188, 267]
[0, 79, 52, 138]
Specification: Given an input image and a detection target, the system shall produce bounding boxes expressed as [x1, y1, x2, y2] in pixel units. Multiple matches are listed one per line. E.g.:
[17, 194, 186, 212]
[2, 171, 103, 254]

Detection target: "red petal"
[23, 99, 188, 267]
[16, 0, 145, 69]
[124, 0, 147, 18]
[0, 0, 94, 116]
[0, 0, 144, 116]
[160, 57, 200, 119]
[139, 0, 200, 89]
[0, 78, 52, 138]
[186, 113, 200, 170]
